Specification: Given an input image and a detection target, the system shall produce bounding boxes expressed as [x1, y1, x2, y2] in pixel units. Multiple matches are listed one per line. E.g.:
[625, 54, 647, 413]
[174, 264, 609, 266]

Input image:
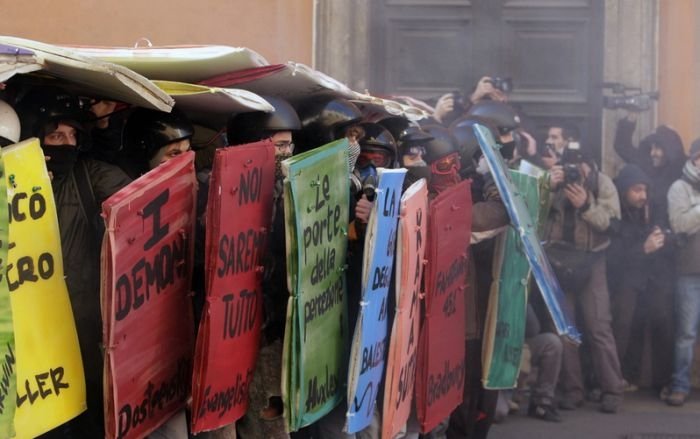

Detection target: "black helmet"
[378, 116, 433, 146]
[421, 124, 459, 164]
[376, 116, 409, 140]
[123, 108, 194, 162]
[15, 88, 89, 144]
[358, 122, 398, 168]
[227, 96, 301, 146]
[296, 96, 363, 148]
[465, 101, 520, 135]
[450, 117, 491, 176]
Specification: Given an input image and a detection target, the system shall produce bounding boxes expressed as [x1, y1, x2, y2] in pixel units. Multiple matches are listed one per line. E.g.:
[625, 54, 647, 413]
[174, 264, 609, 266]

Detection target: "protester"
[16, 88, 132, 437]
[226, 97, 306, 439]
[0, 99, 20, 147]
[122, 107, 194, 176]
[315, 121, 399, 439]
[122, 107, 197, 438]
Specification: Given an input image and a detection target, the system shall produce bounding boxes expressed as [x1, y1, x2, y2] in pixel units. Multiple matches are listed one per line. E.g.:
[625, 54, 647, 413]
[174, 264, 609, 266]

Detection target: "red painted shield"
[415, 180, 472, 432]
[102, 152, 196, 439]
[191, 141, 275, 432]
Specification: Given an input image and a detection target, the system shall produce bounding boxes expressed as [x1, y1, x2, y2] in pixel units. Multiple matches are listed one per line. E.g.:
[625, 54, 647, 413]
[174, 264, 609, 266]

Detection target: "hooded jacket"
[608, 165, 674, 288]
[614, 118, 686, 228]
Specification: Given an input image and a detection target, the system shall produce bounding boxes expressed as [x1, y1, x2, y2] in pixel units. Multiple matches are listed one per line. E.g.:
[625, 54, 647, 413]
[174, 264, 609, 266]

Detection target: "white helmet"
[0, 100, 20, 145]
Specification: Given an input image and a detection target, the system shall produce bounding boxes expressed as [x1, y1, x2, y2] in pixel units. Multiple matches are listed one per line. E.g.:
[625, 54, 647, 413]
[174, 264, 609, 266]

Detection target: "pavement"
[490, 390, 700, 439]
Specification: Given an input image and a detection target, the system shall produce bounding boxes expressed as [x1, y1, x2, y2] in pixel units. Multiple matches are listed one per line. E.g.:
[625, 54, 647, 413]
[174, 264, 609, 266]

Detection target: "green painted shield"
[282, 140, 350, 430]
[482, 170, 547, 389]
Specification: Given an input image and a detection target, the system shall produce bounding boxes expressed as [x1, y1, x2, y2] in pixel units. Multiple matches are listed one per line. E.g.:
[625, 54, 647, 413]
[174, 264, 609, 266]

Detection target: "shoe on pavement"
[528, 403, 562, 422]
[659, 386, 671, 401]
[666, 391, 687, 407]
[599, 394, 621, 414]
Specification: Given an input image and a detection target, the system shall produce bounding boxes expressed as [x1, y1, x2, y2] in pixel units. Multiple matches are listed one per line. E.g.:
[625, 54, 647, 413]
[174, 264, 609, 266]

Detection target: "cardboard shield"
[102, 152, 196, 439]
[482, 170, 546, 389]
[381, 179, 428, 439]
[0, 36, 174, 111]
[472, 125, 580, 343]
[191, 143, 275, 432]
[345, 168, 406, 433]
[0, 146, 12, 438]
[281, 140, 350, 430]
[415, 180, 472, 433]
[5, 139, 85, 437]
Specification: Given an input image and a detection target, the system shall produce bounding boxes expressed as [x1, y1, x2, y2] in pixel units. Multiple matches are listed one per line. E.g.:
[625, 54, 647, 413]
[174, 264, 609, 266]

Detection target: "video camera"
[602, 82, 659, 112]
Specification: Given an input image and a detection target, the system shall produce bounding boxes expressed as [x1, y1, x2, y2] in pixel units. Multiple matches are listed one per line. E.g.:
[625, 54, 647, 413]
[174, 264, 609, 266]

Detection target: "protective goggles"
[357, 151, 392, 168]
[431, 153, 461, 174]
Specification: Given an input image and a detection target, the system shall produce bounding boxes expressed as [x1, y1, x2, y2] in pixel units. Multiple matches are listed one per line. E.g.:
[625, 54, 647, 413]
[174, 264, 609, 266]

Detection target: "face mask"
[430, 170, 461, 194]
[275, 152, 293, 180]
[404, 166, 432, 189]
[42, 145, 79, 177]
[356, 164, 378, 181]
[499, 140, 516, 160]
[348, 140, 361, 173]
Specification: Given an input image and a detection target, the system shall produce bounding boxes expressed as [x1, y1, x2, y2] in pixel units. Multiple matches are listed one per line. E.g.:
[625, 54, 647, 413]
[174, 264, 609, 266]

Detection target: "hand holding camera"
[470, 76, 510, 103]
[564, 181, 588, 209]
[643, 226, 666, 254]
[433, 93, 456, 123]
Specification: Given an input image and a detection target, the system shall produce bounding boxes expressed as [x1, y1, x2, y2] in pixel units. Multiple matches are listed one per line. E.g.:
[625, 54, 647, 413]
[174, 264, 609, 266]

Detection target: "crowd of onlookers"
[433, 77, 699, 430]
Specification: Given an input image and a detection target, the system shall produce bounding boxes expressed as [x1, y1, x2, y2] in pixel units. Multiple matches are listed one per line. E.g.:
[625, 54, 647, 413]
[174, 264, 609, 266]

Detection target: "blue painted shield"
[473, 124, 580, 344]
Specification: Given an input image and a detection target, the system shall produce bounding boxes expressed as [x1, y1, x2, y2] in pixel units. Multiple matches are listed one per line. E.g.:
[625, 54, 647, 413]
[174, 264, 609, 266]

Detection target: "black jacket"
[614, 118, 686, 228]
[53, 157, 131, 434]
[608, 164, 674, 290]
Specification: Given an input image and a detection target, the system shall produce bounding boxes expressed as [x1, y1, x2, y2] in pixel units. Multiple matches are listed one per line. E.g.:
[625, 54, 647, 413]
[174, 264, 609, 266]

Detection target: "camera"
[451, 90, 468, 115]
[563, 164, 582, 184]
[489, 77, 513, 94]
[561, 142, 584, 184]
[602, 82, 659, 111]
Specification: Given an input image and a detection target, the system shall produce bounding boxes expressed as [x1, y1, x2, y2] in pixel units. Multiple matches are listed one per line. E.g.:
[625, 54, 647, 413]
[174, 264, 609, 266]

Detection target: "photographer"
[607, 164, 675, 397]
[432, 76, 510, 126]
[543, 139, 625, 414]
[613, 111, 685, 229]
[542, 123, 580, 169]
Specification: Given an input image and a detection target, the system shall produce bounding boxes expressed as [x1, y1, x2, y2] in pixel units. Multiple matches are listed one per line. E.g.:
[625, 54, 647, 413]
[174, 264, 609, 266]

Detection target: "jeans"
[670, 274, 700, 394]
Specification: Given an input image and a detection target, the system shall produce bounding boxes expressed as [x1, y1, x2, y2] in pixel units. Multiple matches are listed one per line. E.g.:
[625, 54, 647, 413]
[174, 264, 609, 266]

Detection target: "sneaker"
[558, 397, 583, 410]
[528, 403, 562, 422]
[599, 394, 621, 414]
[666, 391, 687, 407]
[659, 386, 671, 401]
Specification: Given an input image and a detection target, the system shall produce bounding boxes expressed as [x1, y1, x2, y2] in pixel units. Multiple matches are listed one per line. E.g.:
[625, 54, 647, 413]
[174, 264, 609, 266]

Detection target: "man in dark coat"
[17, 89, 132, 437]
[608, 164, 675, 394]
